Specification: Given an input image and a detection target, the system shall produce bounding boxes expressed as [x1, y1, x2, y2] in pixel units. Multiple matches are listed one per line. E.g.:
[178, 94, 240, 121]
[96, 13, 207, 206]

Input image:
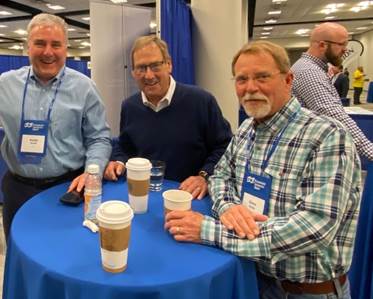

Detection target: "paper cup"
[96, 201, 134, 273]
[126, 158, 152, 213]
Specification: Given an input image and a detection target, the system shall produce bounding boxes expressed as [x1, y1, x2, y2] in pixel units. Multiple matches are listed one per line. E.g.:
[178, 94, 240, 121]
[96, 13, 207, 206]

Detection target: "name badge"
[241, 172, 272, 215]
[18, 120, 49, 164]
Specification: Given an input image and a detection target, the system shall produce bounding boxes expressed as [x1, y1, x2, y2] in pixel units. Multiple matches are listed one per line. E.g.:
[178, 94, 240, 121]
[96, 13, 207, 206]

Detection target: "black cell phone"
[59, 190, 84, 206]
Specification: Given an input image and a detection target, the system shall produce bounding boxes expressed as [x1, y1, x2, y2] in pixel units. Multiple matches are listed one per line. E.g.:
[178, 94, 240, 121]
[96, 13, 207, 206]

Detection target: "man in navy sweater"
[104, 36, 232, 199]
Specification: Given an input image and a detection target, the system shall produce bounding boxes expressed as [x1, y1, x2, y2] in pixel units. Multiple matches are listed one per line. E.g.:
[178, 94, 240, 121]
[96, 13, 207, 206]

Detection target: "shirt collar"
[301, 53, 328, 73]
[255, 97, 300, 134]
[29, 65, 65, 86]
[141, 76, 176, 112]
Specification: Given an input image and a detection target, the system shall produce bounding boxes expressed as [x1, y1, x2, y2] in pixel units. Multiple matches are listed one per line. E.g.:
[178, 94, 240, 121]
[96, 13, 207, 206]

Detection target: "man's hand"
[164, 210, 204, 243]
[68, 173, 88, 193]
[104, 161, 125, 181]
[179, 176, 207, 200]
[220, 205, 268, 240]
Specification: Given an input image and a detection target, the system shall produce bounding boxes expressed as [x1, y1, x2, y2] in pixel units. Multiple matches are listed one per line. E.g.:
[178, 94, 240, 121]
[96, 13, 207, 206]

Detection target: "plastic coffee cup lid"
[96, 201, 134, 224]
[126, 158, 152, 171]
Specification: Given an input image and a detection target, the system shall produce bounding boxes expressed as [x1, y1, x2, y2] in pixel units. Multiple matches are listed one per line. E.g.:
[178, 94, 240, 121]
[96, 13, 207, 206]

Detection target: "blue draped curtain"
[0, 55, 90, 77]
[0, 55, 29, 74]
[349, 161, 373, 299]
[161, 0, 195, 85]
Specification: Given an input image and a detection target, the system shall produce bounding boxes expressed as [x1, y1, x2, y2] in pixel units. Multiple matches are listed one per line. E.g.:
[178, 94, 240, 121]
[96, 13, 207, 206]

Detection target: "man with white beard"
[165, 41, 361, 299]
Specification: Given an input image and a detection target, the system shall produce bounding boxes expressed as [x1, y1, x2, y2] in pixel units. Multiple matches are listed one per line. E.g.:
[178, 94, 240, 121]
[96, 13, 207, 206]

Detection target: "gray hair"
[27, 13, 68, 44]
[131, 35, 171, 69]
[231, 40, 290, 76]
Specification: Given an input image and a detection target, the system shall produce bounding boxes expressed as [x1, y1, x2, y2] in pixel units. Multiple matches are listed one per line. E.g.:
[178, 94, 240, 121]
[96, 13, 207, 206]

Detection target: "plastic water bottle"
[84, 164, 102, 223]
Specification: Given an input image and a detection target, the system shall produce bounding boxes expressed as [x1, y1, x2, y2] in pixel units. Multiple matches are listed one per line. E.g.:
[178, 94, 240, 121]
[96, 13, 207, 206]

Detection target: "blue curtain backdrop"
[161, 0, 195, 85]
[0, 55, 90, 77]
[349, 161, 373, 299]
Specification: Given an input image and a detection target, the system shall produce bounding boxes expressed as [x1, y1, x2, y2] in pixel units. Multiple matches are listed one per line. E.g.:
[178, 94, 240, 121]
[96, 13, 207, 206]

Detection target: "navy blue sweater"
[111, 83, 232, 182]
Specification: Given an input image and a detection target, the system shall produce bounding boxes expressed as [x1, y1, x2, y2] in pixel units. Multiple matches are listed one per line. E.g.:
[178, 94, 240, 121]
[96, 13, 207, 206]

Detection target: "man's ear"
[285, 71, 293, 86]
[166, 60, 172, 74]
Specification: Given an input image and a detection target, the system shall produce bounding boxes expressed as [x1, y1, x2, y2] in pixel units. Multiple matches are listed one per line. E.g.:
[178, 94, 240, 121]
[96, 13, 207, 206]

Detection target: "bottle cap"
[87, 164, 99, 174]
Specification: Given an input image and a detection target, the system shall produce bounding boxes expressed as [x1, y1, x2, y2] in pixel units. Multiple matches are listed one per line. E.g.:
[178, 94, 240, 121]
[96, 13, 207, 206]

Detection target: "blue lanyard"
[20, 67, 65, 124]
[246, 108, 300, 171]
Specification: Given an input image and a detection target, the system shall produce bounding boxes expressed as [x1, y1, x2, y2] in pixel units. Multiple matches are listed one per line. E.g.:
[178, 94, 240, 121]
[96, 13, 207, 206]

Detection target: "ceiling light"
[265, 19, 277, 24]
[0, 11, 13, 16]
[261, 32, 271, 35]
[0, 25, 8, 28]
[9, 45, 23, 50]
[325, 16, 336, 20]
[356, 27, 368, 30]
[46, 4, 65, 10]
[321, 8, 337, 14]
[82, 17, 90, 21]
[295, 29, 310, 35]
[14, 29, 27, 35]
[350, 7, 361, 12]
[325, 3, 341, 9]
[263, 27, 273, 31]
[260, 36, 269, 39]
[268, 10, 282, 15]
[110, 0, 128, 3]
[358, 1, 371, 7]
[272, 0, 287, 3]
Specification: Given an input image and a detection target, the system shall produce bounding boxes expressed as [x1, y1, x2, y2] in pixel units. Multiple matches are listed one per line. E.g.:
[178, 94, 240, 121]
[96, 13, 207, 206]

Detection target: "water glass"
[150, 160, 166, 191]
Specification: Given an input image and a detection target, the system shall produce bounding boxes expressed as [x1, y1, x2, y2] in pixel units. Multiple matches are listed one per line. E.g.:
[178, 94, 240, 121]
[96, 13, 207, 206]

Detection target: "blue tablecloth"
[349, 161, 373, 299]
[3, 179, 259, 299]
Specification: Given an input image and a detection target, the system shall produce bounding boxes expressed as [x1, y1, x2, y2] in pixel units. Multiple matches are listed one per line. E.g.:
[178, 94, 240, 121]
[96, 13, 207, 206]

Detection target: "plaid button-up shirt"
[202, 98, 361, 283]
[291, 53, 373, 160]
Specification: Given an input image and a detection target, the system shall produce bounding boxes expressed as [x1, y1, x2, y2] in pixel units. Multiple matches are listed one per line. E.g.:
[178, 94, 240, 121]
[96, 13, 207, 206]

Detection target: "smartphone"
[59, 190, 84, 206]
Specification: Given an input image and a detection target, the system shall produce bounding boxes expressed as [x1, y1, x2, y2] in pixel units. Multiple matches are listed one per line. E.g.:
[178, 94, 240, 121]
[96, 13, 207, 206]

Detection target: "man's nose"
[144, 67, 155, 79]
[43, 44, 53, 55]
[244, 78, 259, 93]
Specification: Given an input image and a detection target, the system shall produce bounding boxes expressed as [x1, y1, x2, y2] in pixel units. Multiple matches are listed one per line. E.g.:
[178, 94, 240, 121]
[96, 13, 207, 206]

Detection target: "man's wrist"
[198, 170, 209, 181]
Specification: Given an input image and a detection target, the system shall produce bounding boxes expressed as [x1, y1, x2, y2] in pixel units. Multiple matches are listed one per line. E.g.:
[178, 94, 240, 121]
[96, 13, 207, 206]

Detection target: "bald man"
[291, 22, 373, 161]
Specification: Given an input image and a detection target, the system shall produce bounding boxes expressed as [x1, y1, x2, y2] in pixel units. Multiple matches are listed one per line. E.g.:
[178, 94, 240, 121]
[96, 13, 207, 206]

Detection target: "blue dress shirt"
[0, 66, 111, 178]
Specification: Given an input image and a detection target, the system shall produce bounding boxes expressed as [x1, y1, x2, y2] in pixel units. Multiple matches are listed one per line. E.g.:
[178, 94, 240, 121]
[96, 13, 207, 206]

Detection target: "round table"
[3, 179, 259, 299]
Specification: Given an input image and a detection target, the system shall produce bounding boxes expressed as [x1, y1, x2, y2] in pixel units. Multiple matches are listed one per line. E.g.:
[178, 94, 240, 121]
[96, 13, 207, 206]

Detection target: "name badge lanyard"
[241, 109, 299, 215]
[17, 67, 65, 164]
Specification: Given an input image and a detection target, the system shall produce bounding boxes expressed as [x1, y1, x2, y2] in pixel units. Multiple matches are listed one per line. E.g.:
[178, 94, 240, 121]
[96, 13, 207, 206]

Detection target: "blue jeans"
[257, 271, 351, 299]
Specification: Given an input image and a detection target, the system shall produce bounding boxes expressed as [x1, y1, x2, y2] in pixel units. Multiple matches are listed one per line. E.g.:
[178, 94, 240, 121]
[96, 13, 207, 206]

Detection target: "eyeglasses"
[133, 61, 165, 75]
[323, 40, 349, 47]
[233, 71, 283, 86]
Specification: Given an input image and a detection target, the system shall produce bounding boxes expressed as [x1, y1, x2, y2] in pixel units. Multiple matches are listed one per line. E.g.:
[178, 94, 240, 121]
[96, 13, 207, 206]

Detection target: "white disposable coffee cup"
[126, 158, 152, 213]
[162, 189, 193, 214]
[96, 201, 134, 273]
